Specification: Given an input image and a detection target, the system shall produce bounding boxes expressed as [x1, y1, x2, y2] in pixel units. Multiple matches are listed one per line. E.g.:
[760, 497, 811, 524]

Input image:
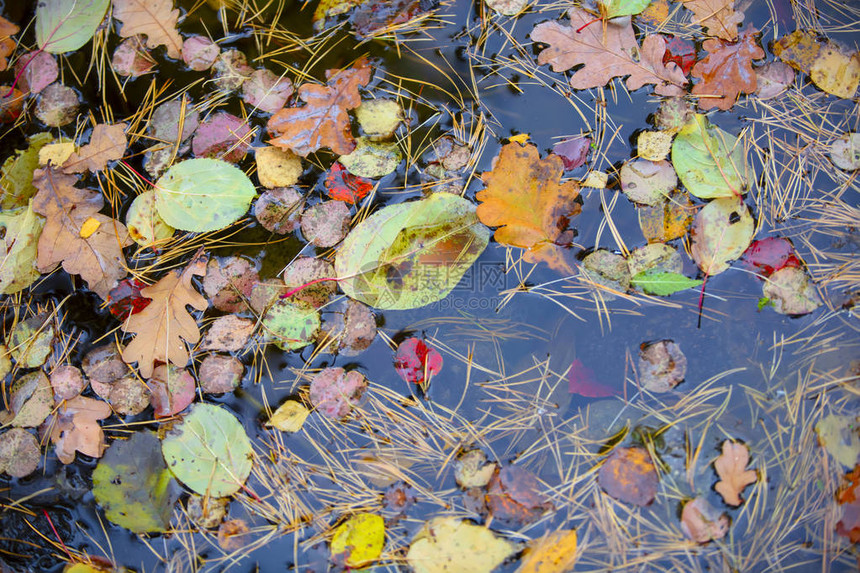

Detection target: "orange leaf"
[477, 142, 580, 273]
[47, 396, 112, 464]
[691, 28, 765, 111]
[112, 0, 183, 60]
[121, 252, 209, 378]
[597, 446, 659, 506]
[681, 0, 744, 41]
[713, 440, 757, 506]
[62, 123, 128, 174]
[0, 15, 19, 72]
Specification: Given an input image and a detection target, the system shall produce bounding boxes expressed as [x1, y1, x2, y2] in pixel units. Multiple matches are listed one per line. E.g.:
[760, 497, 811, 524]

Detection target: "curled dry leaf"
[691, 28, 765, 111]
[713, 440, 757, 506]
[680, 497, 729, 544]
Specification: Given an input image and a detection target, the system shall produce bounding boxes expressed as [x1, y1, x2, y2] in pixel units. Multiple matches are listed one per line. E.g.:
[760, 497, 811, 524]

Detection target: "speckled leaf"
[672, 115, 747, 199]
[0, 428, 41, 478]
[597, 446, 659, 506]
[125, 190, 175, 247]
[338, 137, 402, 178]
[690, 197, 754, 275]
[1, 132, 53, 210]
[9, 312, 55, 368]
[262, 299, 320, 351]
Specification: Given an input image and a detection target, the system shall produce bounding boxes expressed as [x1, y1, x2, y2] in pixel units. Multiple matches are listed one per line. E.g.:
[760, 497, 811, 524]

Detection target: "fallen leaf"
[0, 428, 41, 478]
[477, 142, 580, 272]
[107, 277, 152, 319]
[487, 465, 553, 527]
[637, 131, 673, 161]
[740, 237, 802, 277]
[121, 252, 209, 378]
[211, 49, 252, 91]
[242, 69, 294, 114]
[187, 494, 228, 529]
[681, 0, 744, 41]
[254, 187, 303, 234]
[406, 517, 517, 573]
[638, 339, 687, 392]
[836, 464, 860, 543]
[301, 200, 351, 248]
[454, 449, 496, 488]
[620, 159, 677, 206]
[691, 28, 765, 111]
[36, 0, 109, 54]
[330, 513, 385, 568]
[267, 58, 371, 156]
[486, 0, 528, 16]
[125, 190, 175, 247]
[532, 10, 687, 96]
[755, 61, 795, 100]
[680, 497, 729, 543]
[8, 371, 54, 427]
[309, 367, 367, 419]
[182, 35, 220, 71]
[516, 529, 578, 573]
[112, 0, 183, 60]
[553, 136, 591, 170]
[0, 201, 46, 295]
[31, 167, 132, 299]
[83, 343, 131, 386]
[14, 51, 59, 94]
[192, 112, 252, 162]
[355, 99, 402, 139]
[662, 36, 697, 75]
[1, 132, 55, 210]
[338, 137, 402, 178]
[830, 132, 860, 171]
[51, 365, 86, 401]
[631, 271, 702, 296]
[200, 315, 256, 352]
[581, 249, 631, 294]
[45, 395, 112, 464]
[351, 0, 429, 38]
[282, 257, 337, 308]
[111, 35, 156, 77]
[147, 364, 195, 417]
[255, 146, 302, 188]
[267, 400, 310, 432]
[597, 0, 652, 18]
[35, 83, 79, 127]
[627, 243, 683, 277]
[815, 414, 860, 468]
[197, 354, 243, 394]
[0, 16, 18, 72]
[690, 197, 754, 275]
[261, 299, 320, 351]
[597, 446, 659, 506]
[671, 114, 747, 199]
[773, 30, 860, 99]
[62, 123, 128, 174]
[324, 162, 373, 204]
[394, 337, 443, 385]
[568, 359, 617, 397]
[713, 440, 757, 506]
[217, 519, 250, 551]
[638, 190, 694, 243]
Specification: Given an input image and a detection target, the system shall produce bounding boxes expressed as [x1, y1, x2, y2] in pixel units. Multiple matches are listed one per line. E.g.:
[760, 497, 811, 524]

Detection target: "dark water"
[1, 0, 859, 572]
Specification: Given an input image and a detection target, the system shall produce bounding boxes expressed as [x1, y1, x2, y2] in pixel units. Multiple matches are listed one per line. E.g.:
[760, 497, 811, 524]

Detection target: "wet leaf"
[92, 430, 180, 533]
[597, 446, 659, 506]
[815, 414, 860, 468]
[9, 312, 55, 369]
[254, 187, 303, 234]
[0, 428, 41, 478]
[598, 0, 651, 18]
[680, 0, 743, 41]
[211, 49, 252, 91]
[324, 162, 373, 204]
[121, 253, 209, 379]
[552, 136, 590, 170]
[327, 299, 377, 356]
[161, 403, 254, 497]
[627, 243, 683, 277]
[187, 494, 228, 528]
[773, 30, 860, 99]
[330, 513, 385, 568]
[191, 112, 252, 162]
[830, 132, 860, 171]
[83, 343, 131, 385]
[487, 465, 553, 526]
[46, 395, 112, 464]
[36, 0, 109, 54]
[338, 137, 402, 178]
[406, 517, 518, 573]
[581, 250, 630, 294]
[713, 440, 756, 506]
[351, 0, 430, 37]
[637, 131, 673, 162]
[267, 58, 371, 156]
[267, 400, 310, 432]
[478, 142, 579, 272]
[309, 367, 367, 419]
[198, 354, 243, 394]
[0, 16, 18, 72]
[739, 237, 801, 277]
[217, 519, 251, 551]
[103, 376, 150, 416]
[662, 36, 696, 76]
[336, 193, 489, 310]
[691, 28, 765, 111]
[15, 51, 59, 94]
[516, 529, 578, 573]
[182, 35, 220, 71]
[125, 190, 175, 247]
[1, 132, 54, 210]
[282, 257, 337, 308]
[620, 159, 677, 206]
[638, 190, 694, 243]
[147, 364, 195, 417]
[0, 201, 46, 294]
[301, 200, 351, 247]
[112, 0, 183, 60]
[107, 277, 152, 319]
[680, 497, 729, 543]
[690, 197, 754, 275]
[755, 61, 795, 100]
[672, 114, 747, 199]
[568, 359, 617, 397]
[111, 36, 156, 77]
[200, 315, 256, 352]
[632, 271, 701, 296]
[355, 99, 402, 139]
[242, 69, 294, 114]
[638, 339, 687, 392]
[261, 299, 320, 351]
[50, 364, 86, 401]
[35, 83, 79, 127]
[394, 337, 443, 385]
[8, 371, 54, 427]
[255, 146, 302, 188]
[486, 0, 528, 16]
[836, 464, 860, 543]
[62, 123, 128, 174]
[154, 158, 256, 232]
[31, 167, 132, 298]
[454, 449, 496, 488]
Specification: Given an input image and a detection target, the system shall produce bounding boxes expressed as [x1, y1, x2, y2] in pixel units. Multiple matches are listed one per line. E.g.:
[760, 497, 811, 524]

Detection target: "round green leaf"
[334, 193, 490, 310]
[261, 299, 321, 351]
[154, 158, 257, 233]
[690, 197, 755, 275]
[161, 403, 253, 497]
[93, 430, 180, 533]
[672, 114, 747, 199]
[36, 0, 110, 54]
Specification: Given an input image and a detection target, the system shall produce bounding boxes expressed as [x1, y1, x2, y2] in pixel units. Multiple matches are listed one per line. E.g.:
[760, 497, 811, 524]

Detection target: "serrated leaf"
[631, 271, 702, 295]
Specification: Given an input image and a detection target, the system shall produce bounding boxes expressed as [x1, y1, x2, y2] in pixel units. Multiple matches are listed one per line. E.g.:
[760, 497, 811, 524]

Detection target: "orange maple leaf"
[62, 123, 128, 174]
[714, 440, 757, 506]
[477, 142, 580, 273]
[692, 28, 765, 111]
[267, 58, 371, 156]
[121, 252, 209, 378]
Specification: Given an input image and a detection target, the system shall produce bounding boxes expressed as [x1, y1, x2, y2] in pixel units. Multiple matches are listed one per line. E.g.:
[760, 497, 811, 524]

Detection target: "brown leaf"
[836, 464, 860, 543]
[45, 396, 112, 464]
[267, 58, 371, 156]
[0, 16, 19, 72]
[477, 142, 580, 272]
[691, 28, 765, 110]
[486, 465, 553, 527]
[62, 123, 128, 174]
[680, 497, 729, 544]
[121, 252, 209, 378]
[681, 0, 744, 41]
[531, 9, 687, 96]
[597, 446, 659, 506]
[112, 0, 183, 60]
[31, 168, 132, 299]
[713, 440, 757, 506]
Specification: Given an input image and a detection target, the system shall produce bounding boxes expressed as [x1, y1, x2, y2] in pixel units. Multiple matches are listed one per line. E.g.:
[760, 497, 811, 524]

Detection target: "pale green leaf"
[600, 0, 652, 18]
[671, 114, 747, 199]
[690, 197, 754, 275]
[631, 271, 702, 296]
[0, 201, 46, 294]
[261, 299, 320, 351]
[36, 0, 110, 54]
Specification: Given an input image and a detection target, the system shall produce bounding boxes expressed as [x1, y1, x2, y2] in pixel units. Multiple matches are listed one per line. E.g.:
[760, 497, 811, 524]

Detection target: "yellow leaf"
[581, 170, 608, 189]
[407, 517, 517, 573]
[266, 401, 309, 432]
[516, 530, 578, 573]
[810, 48, 860, 99]
[79, 217, 102, 238]
[330, 513, 385, 568]
[39, 142, 75, 167]
[637, 131, 673, 161]
[508, 133, 530, 144]
[255, 146, 303, 189]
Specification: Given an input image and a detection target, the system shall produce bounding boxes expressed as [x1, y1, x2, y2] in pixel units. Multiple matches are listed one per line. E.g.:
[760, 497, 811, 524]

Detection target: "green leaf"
[631, 271, 702, 296]
[599, 0, 651, 18]
[330, 513, 385, 568]
[0, 133, 54, 211]
[125, 190, 175, 247]
[154, 158, 257, 233]
[36, 0, 110, 54]
[92, 430, 180, 533]
[0, 201, 45, 294]
[261, 299, 321, 351]
[671, 114, 747, 199]
[335, 193, 490, 310]
[338, 137, 402, 178]
[161, 403, 253, 497]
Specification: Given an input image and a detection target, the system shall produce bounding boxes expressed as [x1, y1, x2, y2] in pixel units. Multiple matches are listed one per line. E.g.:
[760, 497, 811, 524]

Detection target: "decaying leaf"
[197, 354, 243, 394]
[691, 28, 765, 110]
[830, 132, 860, 171]
[0, 428, 41, 478]
[200, 315, 256, 352]
[406, 517, 518, 573]
[477, 142, 580, 272]
[773, 30, 860, 99]
[680, 497, 729, 544]
[0, 16, 18, 72]
[638, 339, 687, 392]
[121, 253, 209, 378]
[267, 58, 371, 156]
[7, 371, 54, 427]
[147, 364, 195, 417]
[761, 266, 821, 316]
[62, 123, 128, 174]
[681, 0, 744, 41]
[690, 197, 754, 275]
[713, 440, 757, 506]
[45, 395, 112, 464]
[394, 337, 443, 385]
[454, 449, 496, 489]
[112, 0, 183, 60]
[836, 464, 860, 543]
[486, 465, 553, 526]
[516, 529, 577, 573]
[309, 367, 367, 419]
[597, 446, 659, 506]
[815, 414, 860, 468]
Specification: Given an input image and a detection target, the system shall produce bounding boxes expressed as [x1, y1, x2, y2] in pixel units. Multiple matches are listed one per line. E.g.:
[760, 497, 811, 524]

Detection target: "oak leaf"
[45, 396, 112, 464]
[62, 123, 128, 173]
[112, 0, 183, 60]
[31, 168, 132, 299]
[713, 440, 757, 506]
[691, 28, 764, 110]
[121, 252, 208, 378]
[681, 0, 744, 41]
[531, 8, 687, 96]
[477, 142, 580, 272]
[267, 58, 371, 156]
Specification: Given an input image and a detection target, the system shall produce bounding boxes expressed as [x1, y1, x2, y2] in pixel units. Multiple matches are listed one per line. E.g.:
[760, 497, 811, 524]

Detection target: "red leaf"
[553, 137, 591, 170]
[568, 359, 617, 397]
[107, 278, 151, 320]
[324, 162, 373, 204]
[662, 36, 697, 76]
[740, 237, 802, 278]
[393, 337, 443, 385]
